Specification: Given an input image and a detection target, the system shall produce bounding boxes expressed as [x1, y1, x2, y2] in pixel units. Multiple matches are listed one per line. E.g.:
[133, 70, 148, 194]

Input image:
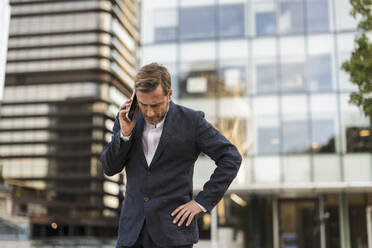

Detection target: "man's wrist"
[120, 131, 131, 141]
[195, 201, 207, 212]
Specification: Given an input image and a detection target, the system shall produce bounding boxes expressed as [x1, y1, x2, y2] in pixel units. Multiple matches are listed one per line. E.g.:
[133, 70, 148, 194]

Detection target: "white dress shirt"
[119, 114, 207, 212]
[141, 118, 165, 166]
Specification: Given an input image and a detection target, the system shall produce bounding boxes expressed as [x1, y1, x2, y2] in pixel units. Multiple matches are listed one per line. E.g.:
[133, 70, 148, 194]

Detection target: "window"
[255, 1, 277, 36]
[180, 6, 216, 40]
[308, 54, 332, 91]
[256, 12, 276, 36]
[154, 9, 178, 42]
[346, 127, 372, 153]
[218, 63, 246, 96]
[282, 121, 311, 154]
[256, 64, 278, 94]
[280, 62, 306, 93]
[279, 0, 304, 34]
[311, 119, 336, 153]
[258, 127, 280, 154]
[306, 0, 330, 33]
[218, 4, 245, 38]
[179, 63, 217, 98]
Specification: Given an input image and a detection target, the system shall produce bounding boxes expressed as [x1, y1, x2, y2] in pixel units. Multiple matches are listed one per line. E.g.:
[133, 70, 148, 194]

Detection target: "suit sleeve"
[99, 113, 134, 176]
[194, 112, 242, 212]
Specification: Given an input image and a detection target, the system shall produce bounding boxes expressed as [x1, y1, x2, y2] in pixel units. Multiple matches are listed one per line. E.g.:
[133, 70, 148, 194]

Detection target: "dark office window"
[279, 0, 305, 34]
[256, 12, 276, 36]
[306, 0, 330, 33]
[218, 4, 245, 38]
[256, 64, 278, 94]
[180, 6, 216, 40]
[258, 127, 280, 154]
[280, 62, 306, 93]
[308, 54, 333, 91]
[311, 119, 335, 153]
[346, 127, 372, 153]
[282, 120, 311, 154]
[179, 68, 217, 98]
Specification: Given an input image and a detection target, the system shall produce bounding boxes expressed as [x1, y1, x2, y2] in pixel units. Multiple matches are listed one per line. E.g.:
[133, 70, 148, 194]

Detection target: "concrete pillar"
[339, 193, 351, 248]
[211, 208, 218, 248]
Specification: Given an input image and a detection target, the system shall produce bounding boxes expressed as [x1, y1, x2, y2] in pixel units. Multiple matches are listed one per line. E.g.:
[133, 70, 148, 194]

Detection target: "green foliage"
[342, 0, 372, 118]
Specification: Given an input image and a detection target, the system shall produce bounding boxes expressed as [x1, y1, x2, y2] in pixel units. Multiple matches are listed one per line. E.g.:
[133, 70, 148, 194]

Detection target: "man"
[100, 63, 242, 248]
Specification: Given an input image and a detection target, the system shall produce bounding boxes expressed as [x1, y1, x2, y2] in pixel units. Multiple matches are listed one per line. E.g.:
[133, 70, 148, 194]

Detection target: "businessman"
[100, 63, 242, 248]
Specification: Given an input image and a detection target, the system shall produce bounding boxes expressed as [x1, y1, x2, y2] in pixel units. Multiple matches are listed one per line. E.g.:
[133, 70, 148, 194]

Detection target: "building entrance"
[278, 199, 320, 248]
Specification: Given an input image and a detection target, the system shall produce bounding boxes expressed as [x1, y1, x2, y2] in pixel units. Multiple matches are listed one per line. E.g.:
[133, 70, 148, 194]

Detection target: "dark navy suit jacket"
[100, 101, 242, 247]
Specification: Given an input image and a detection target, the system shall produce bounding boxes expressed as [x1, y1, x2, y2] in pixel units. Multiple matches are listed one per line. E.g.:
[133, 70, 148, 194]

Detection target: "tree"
[342, 0, 372, 120]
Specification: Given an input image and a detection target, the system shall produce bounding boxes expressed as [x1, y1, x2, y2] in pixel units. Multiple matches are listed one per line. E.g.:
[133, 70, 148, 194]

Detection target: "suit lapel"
[149, 101, 176, 168]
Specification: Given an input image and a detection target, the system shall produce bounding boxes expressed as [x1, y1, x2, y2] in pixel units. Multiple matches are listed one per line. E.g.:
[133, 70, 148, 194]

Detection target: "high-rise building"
[141, 0, 372, 247]
[0, 0, 139, 237]
[0, 0, 10, 102]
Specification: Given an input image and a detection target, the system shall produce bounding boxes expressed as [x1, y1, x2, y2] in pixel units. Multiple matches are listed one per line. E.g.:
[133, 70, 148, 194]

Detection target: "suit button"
[146, 171, 151, 176]
[144, 197, 149, 202]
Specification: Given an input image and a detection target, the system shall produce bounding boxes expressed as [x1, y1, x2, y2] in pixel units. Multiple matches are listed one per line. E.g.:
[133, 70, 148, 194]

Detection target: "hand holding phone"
[119, 93, 138, 137]
[126, 93, 138, 122]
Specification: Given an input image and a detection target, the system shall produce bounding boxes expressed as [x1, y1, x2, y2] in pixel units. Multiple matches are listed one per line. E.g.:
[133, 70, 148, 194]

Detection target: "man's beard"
[145, 111, 166, 125]
[144, 101, 169, 125]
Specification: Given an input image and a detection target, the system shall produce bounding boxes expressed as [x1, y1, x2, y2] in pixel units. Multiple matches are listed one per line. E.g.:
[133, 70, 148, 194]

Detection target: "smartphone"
[126, 93, 138, 122]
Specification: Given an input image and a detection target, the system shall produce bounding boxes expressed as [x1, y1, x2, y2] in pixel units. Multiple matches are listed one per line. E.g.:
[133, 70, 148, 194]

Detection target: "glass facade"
[141, 0, 371, 187]
[141, 0, 371, 247]
[1, 0, 139, 238]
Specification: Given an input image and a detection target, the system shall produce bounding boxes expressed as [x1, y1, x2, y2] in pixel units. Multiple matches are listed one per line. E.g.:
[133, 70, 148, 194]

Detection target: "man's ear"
[168, 88, 173, 102]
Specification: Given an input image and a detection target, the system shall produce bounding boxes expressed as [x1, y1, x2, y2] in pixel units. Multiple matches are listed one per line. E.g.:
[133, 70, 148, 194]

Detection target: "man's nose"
[146, 108, 155, 117]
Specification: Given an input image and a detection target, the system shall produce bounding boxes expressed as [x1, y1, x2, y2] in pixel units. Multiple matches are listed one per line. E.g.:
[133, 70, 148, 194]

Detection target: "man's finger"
[177, 210, 191, 227]
[173, 207, 187, 224]
[186, 213, 195, 226]
[171, 204, 184, 216]
[120, 100, 132, 110]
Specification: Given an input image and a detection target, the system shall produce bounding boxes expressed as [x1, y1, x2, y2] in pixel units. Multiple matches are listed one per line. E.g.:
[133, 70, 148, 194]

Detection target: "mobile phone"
[126, 93, 138, 122]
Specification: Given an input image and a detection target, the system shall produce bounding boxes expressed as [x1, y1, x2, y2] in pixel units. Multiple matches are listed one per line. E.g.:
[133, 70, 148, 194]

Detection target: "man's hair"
[134, 63, 171, 95]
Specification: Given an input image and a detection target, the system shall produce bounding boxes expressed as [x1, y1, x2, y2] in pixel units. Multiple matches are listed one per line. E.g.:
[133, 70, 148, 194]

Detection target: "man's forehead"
[137, 90, 166, 105]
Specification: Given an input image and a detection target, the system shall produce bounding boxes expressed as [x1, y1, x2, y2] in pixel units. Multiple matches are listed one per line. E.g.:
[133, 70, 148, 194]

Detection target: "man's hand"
[171, 200, 202, 227]
[119, 99, 139, 136]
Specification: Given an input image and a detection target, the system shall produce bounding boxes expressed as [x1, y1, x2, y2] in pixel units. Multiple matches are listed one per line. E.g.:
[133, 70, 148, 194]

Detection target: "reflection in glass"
[308, 54, 332, 91]
[218, 4, 245, 38]
[306, 0, 330, 33]
[218, 62, 246, 96]
[180, 6, 215, 40]
[311, 119, 335, 153]
[256, 64, 278, 94]
[279, 0, 304, 34]
[179, 62, 217, 98]
[282, 120, 311, 154]
[255, 1, 276, 36]
[280, 62, 305, 93]
[258, 127, 280, 155]
[216, 118, 248, 156]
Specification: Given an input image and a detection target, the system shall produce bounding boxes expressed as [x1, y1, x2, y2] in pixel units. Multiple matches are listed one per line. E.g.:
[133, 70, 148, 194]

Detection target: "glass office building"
[0, 0, 139, 237]
[141, 0, 372, 247]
